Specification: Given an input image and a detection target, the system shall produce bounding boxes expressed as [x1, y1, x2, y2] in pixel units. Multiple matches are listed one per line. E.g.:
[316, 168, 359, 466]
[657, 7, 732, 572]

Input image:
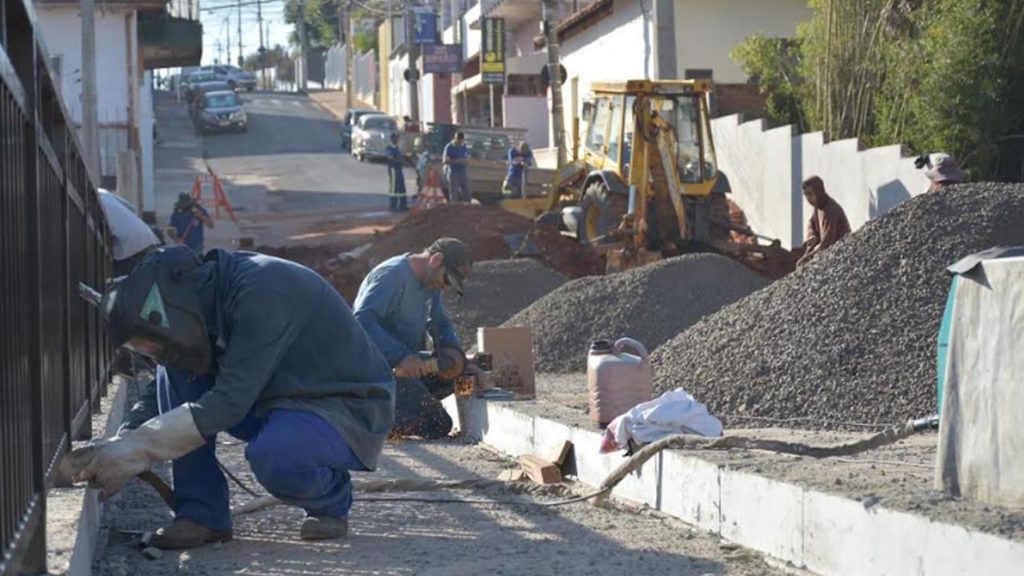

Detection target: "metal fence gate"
[1, 0, 113, 572]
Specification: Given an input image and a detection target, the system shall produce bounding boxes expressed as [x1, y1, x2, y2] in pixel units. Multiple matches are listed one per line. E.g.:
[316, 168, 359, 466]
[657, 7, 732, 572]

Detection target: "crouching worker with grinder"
[62, 246, 395, 549]
[353, 238, 474, 439]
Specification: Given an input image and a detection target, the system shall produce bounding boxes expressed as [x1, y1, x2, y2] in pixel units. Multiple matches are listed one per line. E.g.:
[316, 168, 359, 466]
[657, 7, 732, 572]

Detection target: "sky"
[200, 0, 294, 66]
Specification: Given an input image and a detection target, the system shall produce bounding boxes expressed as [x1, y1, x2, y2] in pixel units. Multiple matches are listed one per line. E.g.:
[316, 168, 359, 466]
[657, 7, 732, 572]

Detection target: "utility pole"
[297, 2, 309, 91]
[226, 16, 232, 64]
[80, 0, 100, 180]
[343, 1, 353, 111]
[405, 8, 420, 121]
[237, 0, 244, 67]
[542, 0, 566, 166]
[217, 39, 224, 64]
[257, 0, 267, 89]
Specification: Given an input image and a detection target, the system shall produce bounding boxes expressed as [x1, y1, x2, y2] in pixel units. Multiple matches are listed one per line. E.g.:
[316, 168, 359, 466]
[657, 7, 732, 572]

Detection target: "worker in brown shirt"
[797, 176, 850, 267]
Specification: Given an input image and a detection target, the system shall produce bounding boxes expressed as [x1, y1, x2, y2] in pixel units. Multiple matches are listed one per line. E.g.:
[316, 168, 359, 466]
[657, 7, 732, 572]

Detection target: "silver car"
[351, 114, 398, 162]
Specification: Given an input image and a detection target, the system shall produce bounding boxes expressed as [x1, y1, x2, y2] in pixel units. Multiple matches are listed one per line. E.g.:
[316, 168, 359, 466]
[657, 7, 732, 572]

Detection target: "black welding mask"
[100, 246, 211, 373]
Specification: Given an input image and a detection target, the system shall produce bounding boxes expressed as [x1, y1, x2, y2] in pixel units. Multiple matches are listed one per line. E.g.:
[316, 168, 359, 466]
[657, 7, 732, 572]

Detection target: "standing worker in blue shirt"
[386, 132, 408, 211]
[503, 141, 534, 197]
[442, 131, 471, 202]
[352, 238, 473, 439]
[63, 246, 395, 549]
[169, 192, 214, 254]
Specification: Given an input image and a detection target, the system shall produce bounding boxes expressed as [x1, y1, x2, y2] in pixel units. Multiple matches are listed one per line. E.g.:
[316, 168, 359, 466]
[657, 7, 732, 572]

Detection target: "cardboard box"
[477, 327, 535, 398]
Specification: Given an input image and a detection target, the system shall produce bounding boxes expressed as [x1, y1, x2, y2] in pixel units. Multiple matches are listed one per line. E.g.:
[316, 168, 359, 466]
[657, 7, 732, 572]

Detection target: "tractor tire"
[708, 192, 732, 243]
[577, 180, 628, 245]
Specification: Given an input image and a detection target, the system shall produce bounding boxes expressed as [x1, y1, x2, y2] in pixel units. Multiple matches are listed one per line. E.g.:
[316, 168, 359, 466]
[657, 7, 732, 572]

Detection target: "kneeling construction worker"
[64, 246, 395, 548]
[353, 238, 473, 439]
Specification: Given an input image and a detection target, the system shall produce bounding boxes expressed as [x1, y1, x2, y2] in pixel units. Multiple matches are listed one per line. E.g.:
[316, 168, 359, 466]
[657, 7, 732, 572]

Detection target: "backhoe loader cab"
[563, 80, 727, 252]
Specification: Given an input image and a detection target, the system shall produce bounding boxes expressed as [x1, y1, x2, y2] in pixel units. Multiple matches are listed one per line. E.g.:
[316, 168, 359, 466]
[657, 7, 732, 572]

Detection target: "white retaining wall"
[324, 44, 376, 101]
[712, 114, 932, 249]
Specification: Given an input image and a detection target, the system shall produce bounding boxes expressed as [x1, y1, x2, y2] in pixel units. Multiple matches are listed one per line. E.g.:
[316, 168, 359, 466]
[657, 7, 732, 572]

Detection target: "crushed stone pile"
[504, 254, 769, 373]
[443, 259, 568, 349]
[651, 183, 1024, 429]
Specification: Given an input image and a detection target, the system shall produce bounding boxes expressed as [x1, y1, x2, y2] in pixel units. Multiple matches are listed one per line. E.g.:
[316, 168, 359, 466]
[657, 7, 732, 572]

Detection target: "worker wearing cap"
[923, 153, 967, 193]
[353, 238, 473, 439]
[62, 246, 395, 549]
[169, 192, 214, 254]
[797, 176, 851, 267]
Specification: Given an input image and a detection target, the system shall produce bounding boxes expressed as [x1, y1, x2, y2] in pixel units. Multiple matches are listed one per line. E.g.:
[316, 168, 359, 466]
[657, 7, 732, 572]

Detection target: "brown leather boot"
[299, 515, 348, 541]
[149, 518, 233, 550]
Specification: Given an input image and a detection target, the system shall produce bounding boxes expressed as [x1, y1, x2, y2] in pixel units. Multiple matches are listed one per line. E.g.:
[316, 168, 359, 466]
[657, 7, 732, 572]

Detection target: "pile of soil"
[651, 184, 1024, 428]
[504, 253, 769, 373]
[443, 259, 568, 349]
[260, 204, 601, 303]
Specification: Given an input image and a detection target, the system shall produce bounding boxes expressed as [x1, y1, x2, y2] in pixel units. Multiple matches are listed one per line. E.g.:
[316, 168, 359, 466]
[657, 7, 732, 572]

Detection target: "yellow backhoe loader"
[502, 79, 794, 275]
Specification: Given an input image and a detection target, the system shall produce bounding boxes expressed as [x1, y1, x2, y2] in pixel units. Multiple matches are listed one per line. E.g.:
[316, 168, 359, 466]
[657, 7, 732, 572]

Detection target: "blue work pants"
[164, 368, 364, 532]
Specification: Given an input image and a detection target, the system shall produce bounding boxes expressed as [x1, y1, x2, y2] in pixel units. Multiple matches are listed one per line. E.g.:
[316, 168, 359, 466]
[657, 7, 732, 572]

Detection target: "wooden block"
[519, 454, 562, 485]
[542, 440, 573, 467]
[497, 468, 526, 482]
[477, 327, 535, 397]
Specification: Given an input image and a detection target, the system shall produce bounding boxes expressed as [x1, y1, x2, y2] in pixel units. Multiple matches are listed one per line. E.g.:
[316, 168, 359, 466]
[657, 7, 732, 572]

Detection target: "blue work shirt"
[386, 144, 404, 174]
[442, 141, 469, 175]
[187, 249, 396, 470]
[170, 205, 210, 253]
[352, 254, 459, 366]
[506, 148, 534, 188]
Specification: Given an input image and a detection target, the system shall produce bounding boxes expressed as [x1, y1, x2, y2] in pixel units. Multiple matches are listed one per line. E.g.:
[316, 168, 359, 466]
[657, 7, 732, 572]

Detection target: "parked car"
[184, 72, 225, 103]
[351, 114, 398, 161]
[223, 65, 258, 91]
[196, 65, 256, 91]
[340, 109, 378, 150]
[195, 90, 247, 134]
[189, 80, 233, 121]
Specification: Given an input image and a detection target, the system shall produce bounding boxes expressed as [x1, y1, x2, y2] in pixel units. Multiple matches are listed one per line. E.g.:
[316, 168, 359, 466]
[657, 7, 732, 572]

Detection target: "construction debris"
[443, 259, 568, 349]
[519, 454, 563, 484]
[651, 184, 1024, 429]
[504, 253, 769, 373]
[260, 205, 598, 304]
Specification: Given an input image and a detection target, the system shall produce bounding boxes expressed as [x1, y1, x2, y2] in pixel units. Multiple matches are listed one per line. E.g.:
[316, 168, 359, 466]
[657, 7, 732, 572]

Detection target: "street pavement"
[153, 90, 410, 249]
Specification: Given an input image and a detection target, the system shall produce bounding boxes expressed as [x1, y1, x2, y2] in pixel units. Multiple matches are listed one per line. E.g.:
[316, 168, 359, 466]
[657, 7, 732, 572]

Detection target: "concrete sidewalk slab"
[45, 377, 128, 576]
[444, 395, 1024, 576]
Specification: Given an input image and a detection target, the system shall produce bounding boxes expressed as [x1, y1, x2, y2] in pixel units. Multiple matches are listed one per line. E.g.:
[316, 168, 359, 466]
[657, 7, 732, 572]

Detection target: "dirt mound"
[504, 253, 769, 373]
[362, 204, 534, 266]
[443, 259, 568, 349]
[259, 204, 601, 303]
[651, 183, 1024, 429]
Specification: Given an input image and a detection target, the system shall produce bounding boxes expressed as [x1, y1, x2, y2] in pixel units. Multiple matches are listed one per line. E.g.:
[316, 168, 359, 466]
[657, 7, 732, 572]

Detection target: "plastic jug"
[587, 338, 652, 426]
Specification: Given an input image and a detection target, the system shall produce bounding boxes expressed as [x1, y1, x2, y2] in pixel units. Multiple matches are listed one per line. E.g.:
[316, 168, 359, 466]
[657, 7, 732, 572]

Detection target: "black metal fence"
[1, 0, 113, 572]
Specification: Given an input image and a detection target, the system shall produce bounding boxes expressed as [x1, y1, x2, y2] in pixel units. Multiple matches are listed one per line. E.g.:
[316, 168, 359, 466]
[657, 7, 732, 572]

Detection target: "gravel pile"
[504, 254, 769, 373]
[652, 183, 1024, 429]
[443, 259, 568, 349]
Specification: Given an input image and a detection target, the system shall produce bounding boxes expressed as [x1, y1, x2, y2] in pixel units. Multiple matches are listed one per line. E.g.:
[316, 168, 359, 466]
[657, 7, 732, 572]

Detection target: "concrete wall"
[559, 0, 653, 149]
[674, 0, 810, 83]
[503, 96, 549, 150]
[712, 114, 931, 249]
[37, 6, 135, 178]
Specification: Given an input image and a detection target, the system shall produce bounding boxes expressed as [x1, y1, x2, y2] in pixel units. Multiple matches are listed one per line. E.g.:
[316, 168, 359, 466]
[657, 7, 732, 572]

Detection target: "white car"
[351, 114, 398, 162]
[197, 65, 257, 91]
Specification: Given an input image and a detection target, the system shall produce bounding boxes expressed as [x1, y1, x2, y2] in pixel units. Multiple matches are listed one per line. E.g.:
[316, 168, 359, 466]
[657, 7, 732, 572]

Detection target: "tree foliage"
[732, 0, 1024, 180]
[284, 0, 382, 54]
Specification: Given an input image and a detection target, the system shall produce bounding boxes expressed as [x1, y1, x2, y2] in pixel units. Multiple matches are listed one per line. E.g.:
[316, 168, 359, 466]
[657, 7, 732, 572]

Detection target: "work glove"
[60, 405, 205, 501]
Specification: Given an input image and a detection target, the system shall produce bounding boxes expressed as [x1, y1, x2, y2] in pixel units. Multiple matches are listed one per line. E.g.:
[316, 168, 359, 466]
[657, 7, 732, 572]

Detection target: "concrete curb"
[48, 377, 128, 576]
[444, 396, 1024, 576]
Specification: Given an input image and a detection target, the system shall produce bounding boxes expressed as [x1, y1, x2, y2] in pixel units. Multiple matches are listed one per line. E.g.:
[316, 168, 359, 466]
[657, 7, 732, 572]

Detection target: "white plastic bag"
[600, 388, 723, 454]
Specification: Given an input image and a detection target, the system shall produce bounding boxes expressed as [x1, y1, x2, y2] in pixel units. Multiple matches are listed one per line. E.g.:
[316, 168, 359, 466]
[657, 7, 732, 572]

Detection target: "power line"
[202, 0, 285, 12]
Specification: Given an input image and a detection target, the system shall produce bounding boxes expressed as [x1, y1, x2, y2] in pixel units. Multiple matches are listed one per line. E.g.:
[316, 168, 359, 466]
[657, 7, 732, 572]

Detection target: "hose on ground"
[212, 414, 940, 515]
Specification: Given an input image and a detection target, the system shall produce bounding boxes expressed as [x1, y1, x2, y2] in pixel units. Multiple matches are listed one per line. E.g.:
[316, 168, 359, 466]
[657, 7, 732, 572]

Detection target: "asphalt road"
[204, 91, 410, 215]
[153, 90, 410, 248]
